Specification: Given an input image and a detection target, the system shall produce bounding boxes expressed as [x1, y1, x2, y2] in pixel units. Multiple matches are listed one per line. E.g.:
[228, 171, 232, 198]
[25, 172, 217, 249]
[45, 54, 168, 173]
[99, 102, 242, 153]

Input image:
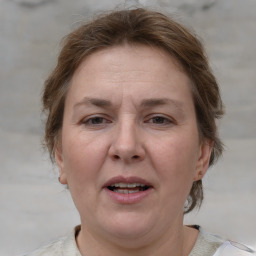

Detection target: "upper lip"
[103, 176, 153, 188]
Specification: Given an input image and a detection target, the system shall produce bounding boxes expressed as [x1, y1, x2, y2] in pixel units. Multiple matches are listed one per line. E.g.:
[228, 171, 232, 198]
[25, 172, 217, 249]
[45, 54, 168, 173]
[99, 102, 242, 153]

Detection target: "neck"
[76, 219, 198, 256]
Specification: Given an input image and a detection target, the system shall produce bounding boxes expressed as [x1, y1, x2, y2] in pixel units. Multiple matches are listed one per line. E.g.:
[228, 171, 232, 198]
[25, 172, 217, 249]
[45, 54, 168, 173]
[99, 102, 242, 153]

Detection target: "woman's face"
[56, 44, 211, 242]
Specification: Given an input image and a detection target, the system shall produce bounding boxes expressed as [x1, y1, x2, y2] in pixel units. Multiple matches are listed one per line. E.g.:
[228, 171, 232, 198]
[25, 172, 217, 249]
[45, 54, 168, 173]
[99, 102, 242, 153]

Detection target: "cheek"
[61, 131, 109, 185]
[61, 133, 110, 214]
[149, 133, 199, 191]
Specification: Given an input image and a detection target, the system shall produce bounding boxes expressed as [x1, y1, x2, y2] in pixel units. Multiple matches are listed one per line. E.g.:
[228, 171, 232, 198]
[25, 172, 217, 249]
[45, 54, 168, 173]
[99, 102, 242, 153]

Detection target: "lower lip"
[104, 188, 153, 204]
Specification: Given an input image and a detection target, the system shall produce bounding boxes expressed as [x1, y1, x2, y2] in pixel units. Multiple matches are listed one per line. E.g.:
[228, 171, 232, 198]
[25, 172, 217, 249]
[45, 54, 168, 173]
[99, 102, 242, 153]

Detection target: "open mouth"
[107, 183, 151, 194]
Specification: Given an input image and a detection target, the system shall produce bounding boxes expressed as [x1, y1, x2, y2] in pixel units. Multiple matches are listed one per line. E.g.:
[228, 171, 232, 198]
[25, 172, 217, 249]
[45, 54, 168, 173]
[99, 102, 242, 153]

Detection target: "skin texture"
[55, 44, 212, 256]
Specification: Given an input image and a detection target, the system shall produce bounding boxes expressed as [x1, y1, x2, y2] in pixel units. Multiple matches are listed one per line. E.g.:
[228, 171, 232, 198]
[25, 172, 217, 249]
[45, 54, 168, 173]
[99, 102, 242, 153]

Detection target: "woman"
[25, 8, 255, 256]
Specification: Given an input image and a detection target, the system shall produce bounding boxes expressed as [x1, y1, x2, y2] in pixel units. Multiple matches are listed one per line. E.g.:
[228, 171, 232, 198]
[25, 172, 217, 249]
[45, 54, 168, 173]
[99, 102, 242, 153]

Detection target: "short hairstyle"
[42, 8, 224, 213]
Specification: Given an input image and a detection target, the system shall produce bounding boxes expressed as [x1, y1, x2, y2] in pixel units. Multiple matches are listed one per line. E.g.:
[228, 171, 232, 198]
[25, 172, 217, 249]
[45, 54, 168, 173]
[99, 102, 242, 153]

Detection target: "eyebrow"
[140, 98, 183, 110]
[73, 97, 184, 111]
[73, 97, 112, 109]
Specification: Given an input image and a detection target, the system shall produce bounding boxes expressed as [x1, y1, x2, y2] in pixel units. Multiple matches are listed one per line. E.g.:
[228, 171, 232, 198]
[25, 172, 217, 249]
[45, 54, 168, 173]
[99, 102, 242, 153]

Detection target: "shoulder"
[189, 226, 224, 256]
[189, 226, 255, 256]
[21, 226, 81, 256]
[21, 238, 65, 256]
[214, 241, 255, 256]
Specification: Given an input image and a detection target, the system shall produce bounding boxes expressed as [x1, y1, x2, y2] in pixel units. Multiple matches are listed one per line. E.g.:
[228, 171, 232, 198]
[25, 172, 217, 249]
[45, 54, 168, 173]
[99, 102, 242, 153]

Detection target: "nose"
[108, 119, 145, 163]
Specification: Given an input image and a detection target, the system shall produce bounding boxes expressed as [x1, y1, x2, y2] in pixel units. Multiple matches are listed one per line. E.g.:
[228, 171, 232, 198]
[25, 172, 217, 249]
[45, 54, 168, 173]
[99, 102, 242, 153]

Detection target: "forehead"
[73, 43, 186, 81]
[66, 44, 193, 107]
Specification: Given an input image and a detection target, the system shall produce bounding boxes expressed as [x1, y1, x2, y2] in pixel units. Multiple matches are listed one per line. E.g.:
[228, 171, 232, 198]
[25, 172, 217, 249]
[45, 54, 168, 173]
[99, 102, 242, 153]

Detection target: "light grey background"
[0, 0, 255, 255]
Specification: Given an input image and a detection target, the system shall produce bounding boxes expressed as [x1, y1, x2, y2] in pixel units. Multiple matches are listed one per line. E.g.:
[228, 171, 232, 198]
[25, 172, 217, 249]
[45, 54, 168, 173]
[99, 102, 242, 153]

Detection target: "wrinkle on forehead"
[67, 43, 193, 118]
[73, 43, 186, 82]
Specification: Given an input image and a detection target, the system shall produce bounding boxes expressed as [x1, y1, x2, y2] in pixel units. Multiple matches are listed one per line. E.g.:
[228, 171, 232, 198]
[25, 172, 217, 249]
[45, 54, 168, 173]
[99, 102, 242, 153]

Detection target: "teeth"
[111, 183, 146, 188]
[113, 189, 141, 194]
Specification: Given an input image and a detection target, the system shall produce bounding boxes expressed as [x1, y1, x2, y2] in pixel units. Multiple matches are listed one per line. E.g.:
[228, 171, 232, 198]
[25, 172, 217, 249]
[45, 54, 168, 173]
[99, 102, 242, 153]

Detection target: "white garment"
[22, 226, 255, 256]
[213, 241, 256, 256]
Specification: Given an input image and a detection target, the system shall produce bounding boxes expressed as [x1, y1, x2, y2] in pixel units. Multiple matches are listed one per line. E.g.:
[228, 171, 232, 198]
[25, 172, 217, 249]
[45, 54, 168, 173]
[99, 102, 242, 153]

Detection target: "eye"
[151, 116, 170, 124]
[145, 115, 174, 125]
[82, 116, 111, 126]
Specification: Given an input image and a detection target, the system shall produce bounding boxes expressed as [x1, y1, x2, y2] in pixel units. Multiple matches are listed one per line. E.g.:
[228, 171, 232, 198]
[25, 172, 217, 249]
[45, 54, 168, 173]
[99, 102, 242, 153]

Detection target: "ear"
[55, 143, 68, 185]
[193, 139, 213, 181]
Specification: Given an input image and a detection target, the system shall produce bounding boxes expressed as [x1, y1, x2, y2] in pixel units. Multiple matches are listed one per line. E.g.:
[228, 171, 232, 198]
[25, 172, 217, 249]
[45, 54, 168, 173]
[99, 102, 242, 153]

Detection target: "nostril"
[113, 155, 140, 160]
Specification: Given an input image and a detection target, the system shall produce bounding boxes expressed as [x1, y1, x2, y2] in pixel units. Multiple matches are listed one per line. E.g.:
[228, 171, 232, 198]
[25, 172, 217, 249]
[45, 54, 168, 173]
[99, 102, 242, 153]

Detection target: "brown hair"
[42, 8, 224, 213]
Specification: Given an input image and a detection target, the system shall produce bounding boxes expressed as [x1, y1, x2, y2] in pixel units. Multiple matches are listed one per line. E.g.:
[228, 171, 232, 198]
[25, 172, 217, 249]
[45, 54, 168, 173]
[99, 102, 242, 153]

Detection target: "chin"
[100, 211, 154, 240]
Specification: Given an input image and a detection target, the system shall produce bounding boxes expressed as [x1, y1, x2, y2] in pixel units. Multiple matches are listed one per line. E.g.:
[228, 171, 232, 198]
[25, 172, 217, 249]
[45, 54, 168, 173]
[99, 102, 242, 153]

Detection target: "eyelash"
[81, 115, 175, 128]
[82, 116, 111, 126]
[145, 115, 174, 125]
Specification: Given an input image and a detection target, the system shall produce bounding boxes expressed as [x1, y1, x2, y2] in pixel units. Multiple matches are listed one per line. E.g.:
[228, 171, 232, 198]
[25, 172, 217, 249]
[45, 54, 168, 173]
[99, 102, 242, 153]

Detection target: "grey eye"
[90, 117, 105, 124]
[152, 117, 166, 123]
[83, 116, 109, 126]
[150, 116, 171, 124]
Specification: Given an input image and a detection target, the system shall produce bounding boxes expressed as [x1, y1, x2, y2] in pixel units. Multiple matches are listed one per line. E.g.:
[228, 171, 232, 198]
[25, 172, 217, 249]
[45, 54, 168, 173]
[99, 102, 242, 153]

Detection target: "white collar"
[213, 241, 255, 256]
